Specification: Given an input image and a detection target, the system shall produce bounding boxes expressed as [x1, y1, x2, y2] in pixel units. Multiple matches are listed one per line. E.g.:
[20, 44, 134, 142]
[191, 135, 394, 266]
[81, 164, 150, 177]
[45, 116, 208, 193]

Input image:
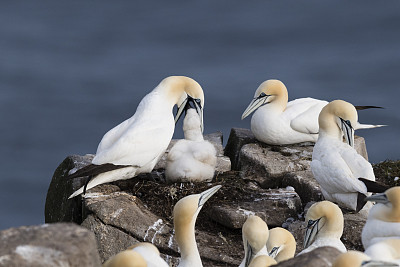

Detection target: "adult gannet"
[266, 227, 296, 262]
[128, 243, 169, 267]
[241, 79, 328, 145]
[248, 255, 277, 267]
[165, 108, 217, 182]
[311, 100, 386, 212]
[173, 185, 221, 267]
[103, 250, 147, 267]
[362, 187, 400, 249]
[301, 201, 346, 254]
[68, 76, 204, 198]
[239, 215, 270, 267]
[365, 239, 400, 264]
[332, 251, 398, 267]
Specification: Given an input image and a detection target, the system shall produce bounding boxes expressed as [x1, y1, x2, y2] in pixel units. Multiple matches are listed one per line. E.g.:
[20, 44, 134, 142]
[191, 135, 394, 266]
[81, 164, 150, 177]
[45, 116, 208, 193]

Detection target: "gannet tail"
[358, 178, 390, 193]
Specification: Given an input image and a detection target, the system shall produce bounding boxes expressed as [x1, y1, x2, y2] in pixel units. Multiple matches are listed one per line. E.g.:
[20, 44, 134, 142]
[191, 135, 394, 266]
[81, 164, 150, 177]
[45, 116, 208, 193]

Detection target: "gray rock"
[208, 188, 302, 229]
[281, 170, 323, 204]
[0, 223, 101, 267]
[274, 247, 341, 267]
[342, 212, 367, 251]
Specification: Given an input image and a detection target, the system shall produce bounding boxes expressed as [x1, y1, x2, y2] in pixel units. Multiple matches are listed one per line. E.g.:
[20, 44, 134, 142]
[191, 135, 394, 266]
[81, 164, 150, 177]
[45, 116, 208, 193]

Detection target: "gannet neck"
[183, 109, 204, 141]
[102, 250, 147, 267]
[257, 79, 288, 112]
[266, 227, 296, 262]
[248, 255, 277, 267]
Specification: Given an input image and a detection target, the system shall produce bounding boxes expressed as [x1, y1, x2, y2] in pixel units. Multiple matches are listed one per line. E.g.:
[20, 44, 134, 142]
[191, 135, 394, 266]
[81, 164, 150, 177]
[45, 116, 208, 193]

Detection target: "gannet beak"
[354, 122, 387, 130]
[198, 185, 221, 207]
[268, 246, 280, 259]
[241, 93, 269, 120]
[361, 260, 398, 266]
[244, 241, 254, 267]
[303, 219, 320, 249]
[365, 192, 389, 204]
[175, 95, 204, 132]
[340, 118, 354, 147]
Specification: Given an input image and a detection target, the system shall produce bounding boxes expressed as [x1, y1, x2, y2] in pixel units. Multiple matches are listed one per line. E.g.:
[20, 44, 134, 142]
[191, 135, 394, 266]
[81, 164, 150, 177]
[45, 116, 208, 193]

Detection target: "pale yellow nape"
[267, 227, 296, 262]
[248, 255, 277, 267]
[242, 215, 269, 251]
[161, 76, 205, 107]
[255, 79, 288, 109]
[103, 250, 147, 267]
[332, 251, 369, 267]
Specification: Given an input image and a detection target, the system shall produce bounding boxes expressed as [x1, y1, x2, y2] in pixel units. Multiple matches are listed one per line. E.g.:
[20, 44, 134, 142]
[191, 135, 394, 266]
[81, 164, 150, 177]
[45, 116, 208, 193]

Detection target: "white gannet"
[241, 79, 328, 145]
[266, 227, 296, 262]
[300, 201, 346, 255]
[103, 250, 147, 267]
[311, 100, 386, 212]
[248, 255, 277, 267]
[239, 215, 270, 267]
[165, 108, 217, 182]
[362, 187, 400, 249]
[173, 185, 221, 267]
[68, 76, 205, 198]
[332, 250, 398, 267]
[128, 243, 169, 267]
[365, 239, 400, 264]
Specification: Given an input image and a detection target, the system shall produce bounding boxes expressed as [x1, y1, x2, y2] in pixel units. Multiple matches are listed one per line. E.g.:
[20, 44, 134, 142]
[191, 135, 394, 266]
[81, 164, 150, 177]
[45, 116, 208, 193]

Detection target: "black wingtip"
[356, 192, 367, 213]
[358, 178, 390, 193]
[355, 105, 384, 110]
[66, 163, 130, 180]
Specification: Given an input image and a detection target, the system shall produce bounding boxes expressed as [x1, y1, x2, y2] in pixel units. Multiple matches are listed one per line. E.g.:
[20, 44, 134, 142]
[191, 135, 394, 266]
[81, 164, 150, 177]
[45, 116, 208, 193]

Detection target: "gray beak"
[365, 192, 389, 204]
[198, 185, 221, 207]
[340, 118, 354, 147]
[241, 93, 269, 120]
[304, 219, 320, 249]
[175, 95, 204, 132]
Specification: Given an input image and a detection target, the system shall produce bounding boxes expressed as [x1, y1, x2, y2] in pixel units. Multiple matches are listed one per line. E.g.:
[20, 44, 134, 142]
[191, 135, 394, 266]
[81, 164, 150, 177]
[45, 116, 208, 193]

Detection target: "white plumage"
[130, 243, 169, 267]
[364, 239, 400, 265]
[165, 108, 217, 183]
[69, 76, 204, 198]
[311, 100, 382, 211]
[241, 79, 328, 145]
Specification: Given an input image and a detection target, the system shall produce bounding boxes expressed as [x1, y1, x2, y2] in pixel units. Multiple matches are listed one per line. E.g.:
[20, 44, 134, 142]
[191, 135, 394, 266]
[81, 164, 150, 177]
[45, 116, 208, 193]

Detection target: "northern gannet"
[128, 243, 169, 267]
[301, 201, 346, 254]
[239, 215, 269, 267]
[311, 100, 386, 212]
[241, 79, 328, 145]
[103, 250, 147, 267]
[266, 227, 296, 262]
[332, 251, 398, 267]
[362, 187, 400, 249]
[68, 76, 204, 198]
[365, 239, 400, 264]
[173, 185, 221, 267]
[165, 108, 217, 182]
[248, 255, 277, 267]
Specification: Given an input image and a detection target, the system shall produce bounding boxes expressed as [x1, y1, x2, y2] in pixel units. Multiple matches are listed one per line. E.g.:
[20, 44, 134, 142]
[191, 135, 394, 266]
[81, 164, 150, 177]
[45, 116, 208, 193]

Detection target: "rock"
[274, 247, 341, 267]
[0, 223, 101, 267]
[281, 170, 323, 205]
[342, 213, 367, 251]
[224, 128, 257, 170]
[208, 188, 302, 229]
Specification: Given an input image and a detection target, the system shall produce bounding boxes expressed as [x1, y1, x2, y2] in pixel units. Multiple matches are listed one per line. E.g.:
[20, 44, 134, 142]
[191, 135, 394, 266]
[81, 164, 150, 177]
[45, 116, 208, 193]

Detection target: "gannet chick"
[365, 239, 400, 264]
[239, 215, 270, 267]
[103, 250, 147, 267]
[362, 187, 400, 249]
[248, 255, 277, 267]
[241, 79, 328, 145]
[68, 76, 205, 198]
[127, 243, 169, 267]
[165, 108, 217, 182]
[311, 100, 386, 212]
[266, 227, 296, 262]
[173, 185, 221, 267]
[332, 251, 398, 267]
[301, 201, 346, 255]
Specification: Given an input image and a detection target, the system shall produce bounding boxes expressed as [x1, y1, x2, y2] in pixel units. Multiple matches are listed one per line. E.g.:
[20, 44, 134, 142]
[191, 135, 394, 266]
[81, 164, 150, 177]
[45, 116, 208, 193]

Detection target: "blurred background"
[1, 0, 399, 230]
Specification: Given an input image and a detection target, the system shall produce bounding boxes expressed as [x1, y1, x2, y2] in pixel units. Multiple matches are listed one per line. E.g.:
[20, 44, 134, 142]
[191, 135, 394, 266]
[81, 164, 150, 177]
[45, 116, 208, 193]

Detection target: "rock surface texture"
[0, 223, 101, 267]
[44, 129, 375, 266]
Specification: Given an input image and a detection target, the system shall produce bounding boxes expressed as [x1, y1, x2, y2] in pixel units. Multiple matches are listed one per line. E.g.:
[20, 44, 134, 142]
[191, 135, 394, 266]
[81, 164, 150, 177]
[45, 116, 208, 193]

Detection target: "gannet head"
[248, 255, 277, 267]
[128, 242, 160, 255]
[333, 251, 398, 267]
[318, 100, 358, 147]
[102, 250, 147, 267]
[161, 76, 205, 132]
[303, 201, 344, 249]
[173, 185, 221, 260]
[241, 79, 288, 120]
[365, 186, 400, 222]
[266, 227, 296, 262]
[242, 215, 269, 267]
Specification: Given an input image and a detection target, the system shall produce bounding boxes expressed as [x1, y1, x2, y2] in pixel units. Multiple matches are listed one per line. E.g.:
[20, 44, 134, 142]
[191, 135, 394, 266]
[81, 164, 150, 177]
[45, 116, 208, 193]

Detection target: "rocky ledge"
[3, 128, 395, 267]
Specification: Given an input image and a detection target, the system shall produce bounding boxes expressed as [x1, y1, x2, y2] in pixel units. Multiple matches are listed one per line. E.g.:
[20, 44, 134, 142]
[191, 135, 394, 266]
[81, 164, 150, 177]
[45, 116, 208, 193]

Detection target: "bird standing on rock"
[311, 100, 386, 212]
[67, 76, 205, 198]
[241, 79, 328, 145]
[165, 108, 217, 182]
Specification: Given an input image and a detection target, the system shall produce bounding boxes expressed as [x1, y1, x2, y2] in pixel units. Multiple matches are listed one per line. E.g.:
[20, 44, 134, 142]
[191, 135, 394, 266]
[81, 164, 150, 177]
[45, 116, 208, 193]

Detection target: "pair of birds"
[241, 79, 385, 212]
[239, 215, 296, 267]
[104, 185, 221, 267]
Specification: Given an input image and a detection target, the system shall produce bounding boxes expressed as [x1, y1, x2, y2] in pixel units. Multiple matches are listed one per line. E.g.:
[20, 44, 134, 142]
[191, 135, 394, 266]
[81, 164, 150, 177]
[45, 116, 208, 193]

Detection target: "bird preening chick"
[67, 76, 205, 198]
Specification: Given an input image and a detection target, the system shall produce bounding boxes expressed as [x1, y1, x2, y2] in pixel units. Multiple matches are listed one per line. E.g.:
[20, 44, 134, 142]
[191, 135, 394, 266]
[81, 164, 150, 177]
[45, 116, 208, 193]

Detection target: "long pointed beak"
[241, 96, 268, 120]
[341, 120, 354, 147]
[354, 122, 387, 130]
[365, 192, 389, 204]
[303, 219, 320, 249]
[198, 185, 221, 207]
[175, 96, 204, 133]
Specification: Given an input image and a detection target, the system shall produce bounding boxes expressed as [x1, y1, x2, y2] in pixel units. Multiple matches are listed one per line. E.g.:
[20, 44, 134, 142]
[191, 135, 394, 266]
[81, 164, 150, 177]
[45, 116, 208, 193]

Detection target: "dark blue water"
[1, 1, 400, 230]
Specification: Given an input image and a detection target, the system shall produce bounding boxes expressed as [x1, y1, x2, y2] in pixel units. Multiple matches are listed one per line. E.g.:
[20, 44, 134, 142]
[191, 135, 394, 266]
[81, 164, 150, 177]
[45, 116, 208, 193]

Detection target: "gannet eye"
[307, 220, 315, 228]
[257, 92, 267, 99]
[194, 98, 202, 108]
